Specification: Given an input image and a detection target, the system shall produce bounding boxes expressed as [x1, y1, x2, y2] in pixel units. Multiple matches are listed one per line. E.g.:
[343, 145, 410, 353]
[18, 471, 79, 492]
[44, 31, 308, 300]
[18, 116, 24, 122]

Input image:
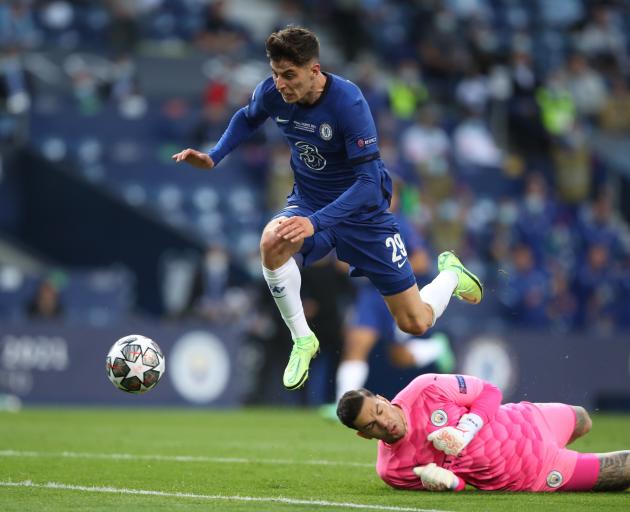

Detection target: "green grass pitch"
[0, 408, 629, 511]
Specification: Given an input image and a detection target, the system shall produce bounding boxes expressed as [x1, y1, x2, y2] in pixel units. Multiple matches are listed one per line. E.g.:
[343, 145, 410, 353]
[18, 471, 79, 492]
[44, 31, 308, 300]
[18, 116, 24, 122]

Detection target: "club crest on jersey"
[319, 123, 333, 141]
[546, 470, 563, 488]
[295, 141, 326, 171]
[430, 409, 448, 427]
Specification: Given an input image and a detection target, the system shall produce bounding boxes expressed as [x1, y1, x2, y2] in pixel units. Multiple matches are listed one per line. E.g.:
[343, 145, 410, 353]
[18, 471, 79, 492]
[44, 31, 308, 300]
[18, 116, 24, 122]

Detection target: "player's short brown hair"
[265, 26, 319, 66]
[337, 388, 374, 429]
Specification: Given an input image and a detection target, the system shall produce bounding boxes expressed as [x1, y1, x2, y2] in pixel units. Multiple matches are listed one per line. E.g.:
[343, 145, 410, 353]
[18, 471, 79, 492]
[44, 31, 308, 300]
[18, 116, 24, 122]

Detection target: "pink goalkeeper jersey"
[376, 374, 578, 492]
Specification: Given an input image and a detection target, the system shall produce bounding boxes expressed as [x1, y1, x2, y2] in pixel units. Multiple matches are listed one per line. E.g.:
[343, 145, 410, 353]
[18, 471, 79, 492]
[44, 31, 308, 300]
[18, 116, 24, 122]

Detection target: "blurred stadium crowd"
[1, 0, 630, 336]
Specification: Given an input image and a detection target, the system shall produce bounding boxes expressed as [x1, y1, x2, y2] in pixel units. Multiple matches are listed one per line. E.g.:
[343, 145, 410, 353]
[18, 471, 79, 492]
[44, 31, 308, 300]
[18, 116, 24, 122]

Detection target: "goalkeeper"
[337, 373, 630, 492]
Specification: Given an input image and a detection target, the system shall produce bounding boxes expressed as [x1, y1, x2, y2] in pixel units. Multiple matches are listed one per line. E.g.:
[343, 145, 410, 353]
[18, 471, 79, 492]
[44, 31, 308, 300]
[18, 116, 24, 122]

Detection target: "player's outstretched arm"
[172, 148, 214, 169]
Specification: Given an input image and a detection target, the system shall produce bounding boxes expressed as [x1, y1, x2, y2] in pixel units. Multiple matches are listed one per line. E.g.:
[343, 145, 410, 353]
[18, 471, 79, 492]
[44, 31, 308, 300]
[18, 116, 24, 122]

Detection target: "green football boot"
[283, 333, 320, 390]
[438, 251, 483, 304]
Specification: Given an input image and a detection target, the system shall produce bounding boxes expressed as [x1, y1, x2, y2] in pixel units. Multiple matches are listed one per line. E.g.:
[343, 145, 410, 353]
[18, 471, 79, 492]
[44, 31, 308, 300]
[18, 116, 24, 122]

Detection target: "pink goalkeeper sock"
[560, 454, 600, 491]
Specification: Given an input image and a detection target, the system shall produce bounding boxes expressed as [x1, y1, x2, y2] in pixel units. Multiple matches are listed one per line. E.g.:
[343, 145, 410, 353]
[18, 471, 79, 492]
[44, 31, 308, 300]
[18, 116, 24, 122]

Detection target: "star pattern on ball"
[125, 359, 154, 385]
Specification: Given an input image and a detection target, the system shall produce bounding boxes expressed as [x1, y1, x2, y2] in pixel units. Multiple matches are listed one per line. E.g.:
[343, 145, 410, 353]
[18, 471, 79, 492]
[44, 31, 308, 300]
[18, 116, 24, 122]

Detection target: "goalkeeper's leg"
[550, 449, 630, 492]
[593, 451, 630, 491]
[534, 403, 592, 447]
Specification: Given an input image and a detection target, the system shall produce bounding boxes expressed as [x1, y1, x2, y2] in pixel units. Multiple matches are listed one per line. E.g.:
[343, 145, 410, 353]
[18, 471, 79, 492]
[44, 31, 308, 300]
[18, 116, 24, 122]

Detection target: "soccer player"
[172, 27, 483, 390]
[337, 373, 630, 492]
[322, 181, 455, 418]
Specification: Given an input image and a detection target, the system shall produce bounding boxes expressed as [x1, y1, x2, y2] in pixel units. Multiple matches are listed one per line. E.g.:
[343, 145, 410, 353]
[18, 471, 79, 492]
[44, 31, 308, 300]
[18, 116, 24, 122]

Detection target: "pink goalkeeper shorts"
[532, 403, 599, 491]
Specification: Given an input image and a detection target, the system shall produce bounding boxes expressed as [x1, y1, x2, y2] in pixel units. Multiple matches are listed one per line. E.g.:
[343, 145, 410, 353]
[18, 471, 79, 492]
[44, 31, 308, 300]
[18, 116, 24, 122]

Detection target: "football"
[106, 334, 166, 394]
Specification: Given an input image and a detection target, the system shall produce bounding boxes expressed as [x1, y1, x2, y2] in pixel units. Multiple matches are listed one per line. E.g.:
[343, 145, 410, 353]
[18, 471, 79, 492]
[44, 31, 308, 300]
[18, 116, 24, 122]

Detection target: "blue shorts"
[352, 282, 396, 341]
[273, 202, 416, 296]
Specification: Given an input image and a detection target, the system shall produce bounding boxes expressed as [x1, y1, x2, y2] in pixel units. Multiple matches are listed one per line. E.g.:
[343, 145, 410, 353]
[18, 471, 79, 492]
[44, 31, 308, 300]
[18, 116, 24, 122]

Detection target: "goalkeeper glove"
[427, 413, 483, 456]
[413, 463, 459, 491]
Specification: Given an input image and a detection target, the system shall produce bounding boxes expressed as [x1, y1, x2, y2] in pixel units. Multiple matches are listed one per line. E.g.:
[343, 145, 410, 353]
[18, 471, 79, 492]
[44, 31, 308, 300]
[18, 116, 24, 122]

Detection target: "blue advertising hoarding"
[0, 322, 245, 406]
[366, 330, 630, 410]
[0, 322, 628, 409]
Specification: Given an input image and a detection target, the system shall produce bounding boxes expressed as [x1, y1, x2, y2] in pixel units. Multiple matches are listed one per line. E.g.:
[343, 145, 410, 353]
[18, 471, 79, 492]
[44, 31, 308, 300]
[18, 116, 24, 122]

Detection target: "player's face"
[354, 395, 407, 443]
[270, 59, 319, 104]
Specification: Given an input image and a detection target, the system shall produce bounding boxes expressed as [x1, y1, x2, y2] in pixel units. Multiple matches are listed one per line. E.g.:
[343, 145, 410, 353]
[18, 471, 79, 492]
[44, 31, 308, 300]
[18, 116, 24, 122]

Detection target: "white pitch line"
[0, 480, 452, 512]
[0, 449, 373, 468]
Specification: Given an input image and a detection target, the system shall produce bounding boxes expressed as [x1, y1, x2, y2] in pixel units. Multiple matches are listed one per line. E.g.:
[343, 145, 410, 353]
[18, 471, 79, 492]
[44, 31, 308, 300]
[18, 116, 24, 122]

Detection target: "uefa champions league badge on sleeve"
[430, 409, 448, 427]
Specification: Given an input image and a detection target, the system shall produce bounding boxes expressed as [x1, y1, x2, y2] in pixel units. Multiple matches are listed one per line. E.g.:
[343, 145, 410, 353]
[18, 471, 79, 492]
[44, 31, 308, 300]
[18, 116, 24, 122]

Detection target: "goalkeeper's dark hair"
[265, 26, 319, 66]
[337, 388, 375, 429]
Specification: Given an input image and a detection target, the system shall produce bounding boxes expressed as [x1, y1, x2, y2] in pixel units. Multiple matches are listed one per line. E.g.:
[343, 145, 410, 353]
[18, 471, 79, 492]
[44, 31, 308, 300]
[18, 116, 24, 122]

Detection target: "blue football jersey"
[207, 73, 416, 295]
[241, 73, 392, 219]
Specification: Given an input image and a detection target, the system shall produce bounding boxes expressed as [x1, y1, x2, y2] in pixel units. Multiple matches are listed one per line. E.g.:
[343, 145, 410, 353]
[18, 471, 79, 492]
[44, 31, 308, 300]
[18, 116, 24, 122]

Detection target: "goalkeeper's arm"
[427, 379, 502, 456]
[427, 412, 484, 456]
[413, 463, 464, 491]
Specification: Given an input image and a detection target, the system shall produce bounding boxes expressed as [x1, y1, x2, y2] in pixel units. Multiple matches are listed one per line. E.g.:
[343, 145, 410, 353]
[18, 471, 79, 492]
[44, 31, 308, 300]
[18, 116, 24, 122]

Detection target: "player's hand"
[427, 427, 470, 456]
[427, 413, 483, 456]
[274, 216, 314, 243]
[413, 463, 459, 491]
[172, 148, 214, 169]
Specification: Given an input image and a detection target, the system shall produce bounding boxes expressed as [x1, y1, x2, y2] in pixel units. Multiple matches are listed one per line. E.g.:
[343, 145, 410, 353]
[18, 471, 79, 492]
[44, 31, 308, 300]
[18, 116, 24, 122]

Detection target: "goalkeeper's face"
[354, 395, 407, 444]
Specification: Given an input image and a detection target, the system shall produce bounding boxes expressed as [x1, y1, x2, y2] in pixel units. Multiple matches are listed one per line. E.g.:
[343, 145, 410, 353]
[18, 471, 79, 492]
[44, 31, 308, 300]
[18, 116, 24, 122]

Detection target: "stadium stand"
[1, 0, 629, 334]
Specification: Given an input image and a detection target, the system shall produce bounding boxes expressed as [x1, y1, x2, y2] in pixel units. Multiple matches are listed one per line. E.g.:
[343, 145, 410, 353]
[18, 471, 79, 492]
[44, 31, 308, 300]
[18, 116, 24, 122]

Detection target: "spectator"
[196, 0, 251, 56]
[536, 69, 576, 138]
[455, 64, 489, 115]
[565, 53, 607, 121]
[506, 50, 548, 160]
[597, 75, 630, 134]
[26, 276, 64, 319]
[499, 243, 551, 326]
[514, 172, 560, 263]
[387, 60, 429, 123]
[192, 243, 252, 324]
[191, 78, 231, 147]
[573, 243, 616, 332]
[575, 4, 627, 71]
[351, 56, 390, 127]
[107, 0, 140, 58]
[452, 111, 502, 168]
[0, 0, 36, 115]
[547, 266, 578, 332]
[576, 189, 625, 260]
[400, 104, 451, 193]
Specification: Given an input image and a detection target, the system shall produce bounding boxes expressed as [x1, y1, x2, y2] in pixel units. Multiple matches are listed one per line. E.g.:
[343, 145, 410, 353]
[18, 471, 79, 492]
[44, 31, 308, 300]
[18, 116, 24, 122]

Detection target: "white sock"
[419, 270, 458, 326]
[336, 360, 369, 402]
[262, 258, 311, 340]
[406, 337, 445, 367]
